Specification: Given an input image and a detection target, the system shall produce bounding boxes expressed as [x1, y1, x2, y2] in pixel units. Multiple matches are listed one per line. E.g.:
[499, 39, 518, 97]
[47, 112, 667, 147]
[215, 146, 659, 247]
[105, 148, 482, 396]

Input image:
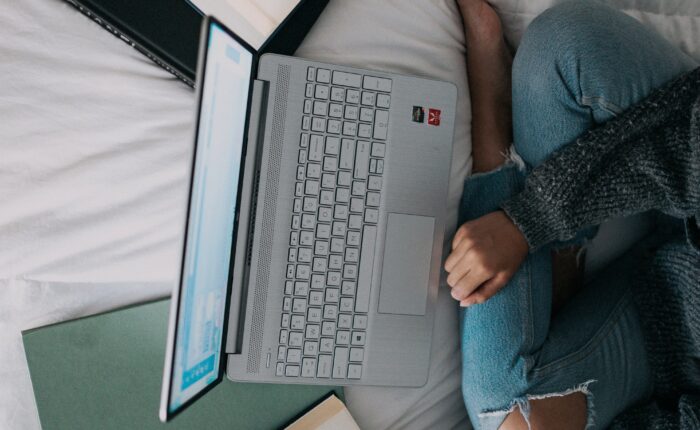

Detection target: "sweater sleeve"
[501, 68, 700, 251]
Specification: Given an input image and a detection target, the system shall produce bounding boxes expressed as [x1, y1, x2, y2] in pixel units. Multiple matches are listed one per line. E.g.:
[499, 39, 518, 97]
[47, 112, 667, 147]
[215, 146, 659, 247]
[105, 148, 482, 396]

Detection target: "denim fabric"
[459, 1, 697, 429]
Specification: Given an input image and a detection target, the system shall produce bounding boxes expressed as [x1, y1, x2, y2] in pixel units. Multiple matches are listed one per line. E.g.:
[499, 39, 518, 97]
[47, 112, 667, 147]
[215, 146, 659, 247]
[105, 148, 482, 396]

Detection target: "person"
[450, 0, 700, 429]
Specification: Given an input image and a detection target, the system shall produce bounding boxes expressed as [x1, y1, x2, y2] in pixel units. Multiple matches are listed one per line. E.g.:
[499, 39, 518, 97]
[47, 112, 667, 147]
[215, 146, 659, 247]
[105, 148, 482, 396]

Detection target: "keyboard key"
[366, 192, 380, 207]
[325, 136, 340, 155]
[285, 364, 300, 377]
[315, 240, 329, 256]
[295, 182, 304, 197]
[296, 166, 305, 181]
[306, 67, 316, 81]
[279, 329, 289, 344]
[356, 225, 377, 313]
[344, 105, 359, 120]
[287, 348, 302, 363]
[318, 207, 332, 222]
[286, 264, 295, 278]
[320, 190, 334, 205]
[305, 180, 320, 195]
[301, 213, 315, 228]
[278, 345, 287, 361]
[342, 122, 357, 137]
[364, 208, 379, 224]
[376, 93, 391, 108]
[339, 139, 355, 170]
[350, 197, 363, 213]
[316, 68, 331, 83]
[336, 188, 350, 203]
[302, 358, 317, 377]
[368, 175, 382, 191]
[327, 119, 341, 134]
[294, 281, 309, 296]
[358, 123, 372, 138]
[328, 271, 341, 286]
[290, 231, 299, 246]
[304, 341, 319, 356]
[292, 298, 307, 313]
[321, 173, 335, 188]
[329, 103, 343, 118]
[289, 331, 303, 347]
[333, 205, 348, 220]
[325, 288, 340, 303]
[351, 332, 366, 346]
[281, 313, 290, 328]
[309, 292, 323, 308]
[322, 321, 335, 336]
[298, 248, 312, 263]
[324, 304, 338, 319]
[299, 231, 314, 246]
[283, 297, 292, 312]
[348, 363, 362, 379]
[303, 99, 312, 114]
[320, 339, 334, 354]
[371, 142, 386, 158]
[323, 156, 338, 172]
[336, 330, 350, 345]
[342, 281, 356, 295]
[363, 76, 392, 92]
[300, 133, 309, 148]
[330, 87, 345, 102]
[376, 159, 384, 174]
[302, 116, 310, 130]
[343, 264, 358, 279]
[332, 347, 349, 378]
[340, 298, 354, 313]
[353, 315, 368, 329]
[328, 254, 343, 270]
[337, 171, 352, 186]
[311, 117, 326, 132]
[331, 237, 345, 253]
[314, 84, 329, 99]
[359, 107, 374, 122]
[311, 274, 325, 289]
[317, 354, 332, 377]
[305, 83, 314, 98]
[354, 141, 370, 179]
[291, 315, 304, 330]
[361, 91, 376, 106]
[347, 230, 361, 246]
[346, 89, 360, 104]
[338, 313, 352, 328]
[332, 222, 346, 238]
[308, 305, 322, 320]
[313, 100, 328, 116]
[350, 347, 364, 362]
[351, 181, 366, 197]
[288, 248, 297, 262]
[312, 257, 327, 272]
[373, 110, 389, 140]
[345, 247, 359, 263]
[306, 324, 320, 339]
[332, 71, 361, 87]
[303, 196, 318, 211]
[316, 223, 330, 239]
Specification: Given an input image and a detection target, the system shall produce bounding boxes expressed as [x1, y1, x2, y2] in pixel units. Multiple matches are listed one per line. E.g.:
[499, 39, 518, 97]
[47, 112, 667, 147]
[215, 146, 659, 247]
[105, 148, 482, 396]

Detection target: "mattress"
[2, 0, 699, 429]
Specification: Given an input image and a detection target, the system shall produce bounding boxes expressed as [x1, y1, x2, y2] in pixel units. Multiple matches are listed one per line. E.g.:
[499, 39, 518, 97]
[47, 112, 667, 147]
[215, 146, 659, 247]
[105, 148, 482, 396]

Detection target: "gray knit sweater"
[501, 67, 700, 429]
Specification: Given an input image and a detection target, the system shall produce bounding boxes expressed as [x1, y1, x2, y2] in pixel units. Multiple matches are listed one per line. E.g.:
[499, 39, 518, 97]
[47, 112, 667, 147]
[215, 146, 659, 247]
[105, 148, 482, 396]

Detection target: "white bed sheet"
[3, 0, 700, 429]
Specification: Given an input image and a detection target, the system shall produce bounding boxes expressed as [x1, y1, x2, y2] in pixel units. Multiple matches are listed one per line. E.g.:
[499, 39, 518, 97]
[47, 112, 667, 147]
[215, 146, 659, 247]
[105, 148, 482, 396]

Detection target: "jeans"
[459, 2, 698, 429]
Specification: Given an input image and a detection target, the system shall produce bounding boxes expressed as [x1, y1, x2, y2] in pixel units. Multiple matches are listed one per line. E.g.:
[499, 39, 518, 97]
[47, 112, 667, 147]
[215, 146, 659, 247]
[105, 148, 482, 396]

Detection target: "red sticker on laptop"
[428, 109, 441, 126]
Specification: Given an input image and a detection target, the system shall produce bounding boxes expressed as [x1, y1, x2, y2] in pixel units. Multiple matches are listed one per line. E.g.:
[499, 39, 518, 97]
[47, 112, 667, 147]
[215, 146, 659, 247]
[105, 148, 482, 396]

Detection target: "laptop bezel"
[159, 16, 259, 422]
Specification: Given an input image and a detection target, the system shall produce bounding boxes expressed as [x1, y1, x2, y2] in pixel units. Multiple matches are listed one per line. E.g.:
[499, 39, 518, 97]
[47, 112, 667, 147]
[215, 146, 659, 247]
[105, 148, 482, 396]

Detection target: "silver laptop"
[160, 16, 457, 421]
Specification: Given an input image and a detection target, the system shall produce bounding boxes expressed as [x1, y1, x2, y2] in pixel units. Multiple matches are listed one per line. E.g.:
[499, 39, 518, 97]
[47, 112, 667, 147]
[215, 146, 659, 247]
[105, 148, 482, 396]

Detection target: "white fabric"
[3, 0, 700, 429]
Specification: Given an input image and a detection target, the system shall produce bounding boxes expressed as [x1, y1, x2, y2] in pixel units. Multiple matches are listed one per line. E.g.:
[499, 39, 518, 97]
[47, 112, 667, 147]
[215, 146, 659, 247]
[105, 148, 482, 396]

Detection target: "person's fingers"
[444, 237, 474, 275]
[451, 224, 468, 250]
[459, 273, 509, 306]
[450, 265, 491, 301]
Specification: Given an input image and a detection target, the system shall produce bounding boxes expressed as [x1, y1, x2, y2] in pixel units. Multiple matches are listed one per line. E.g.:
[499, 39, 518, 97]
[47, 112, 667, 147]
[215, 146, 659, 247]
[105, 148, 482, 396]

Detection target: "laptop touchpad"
[378, 213, 435, 316]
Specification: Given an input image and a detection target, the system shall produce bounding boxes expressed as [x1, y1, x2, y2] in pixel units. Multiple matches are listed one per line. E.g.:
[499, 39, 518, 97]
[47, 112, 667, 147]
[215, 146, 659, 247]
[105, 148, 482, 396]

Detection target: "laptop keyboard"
[276, 67, 392, 380]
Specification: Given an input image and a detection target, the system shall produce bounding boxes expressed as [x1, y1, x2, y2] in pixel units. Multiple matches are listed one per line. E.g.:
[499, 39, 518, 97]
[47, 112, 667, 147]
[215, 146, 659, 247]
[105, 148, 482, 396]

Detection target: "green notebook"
[23, 300, 342, 430]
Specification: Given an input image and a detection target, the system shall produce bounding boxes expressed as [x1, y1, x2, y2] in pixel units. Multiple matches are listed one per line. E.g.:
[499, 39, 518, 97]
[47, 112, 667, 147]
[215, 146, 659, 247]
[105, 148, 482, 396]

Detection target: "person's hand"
[444, 211, 528, 306]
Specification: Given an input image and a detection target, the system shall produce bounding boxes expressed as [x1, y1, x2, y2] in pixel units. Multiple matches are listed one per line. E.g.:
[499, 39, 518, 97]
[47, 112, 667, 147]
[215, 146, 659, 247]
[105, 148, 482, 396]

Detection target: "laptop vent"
[246, 171, 262, 267]
[247, 64, 290, 373]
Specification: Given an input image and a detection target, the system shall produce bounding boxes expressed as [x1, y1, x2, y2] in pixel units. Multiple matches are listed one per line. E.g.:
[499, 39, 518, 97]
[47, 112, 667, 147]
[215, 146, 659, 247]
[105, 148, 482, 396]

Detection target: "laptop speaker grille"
[247, 64, 289, 373]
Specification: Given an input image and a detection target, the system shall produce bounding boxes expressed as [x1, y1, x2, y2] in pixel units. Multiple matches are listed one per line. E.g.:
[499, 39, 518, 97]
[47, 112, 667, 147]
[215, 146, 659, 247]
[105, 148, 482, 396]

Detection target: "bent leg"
[512, 0, 698, 167]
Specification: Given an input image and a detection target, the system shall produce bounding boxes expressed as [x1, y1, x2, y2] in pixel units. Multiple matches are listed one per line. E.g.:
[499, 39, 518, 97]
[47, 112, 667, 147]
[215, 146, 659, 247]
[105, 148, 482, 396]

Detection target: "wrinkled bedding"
[1, 0, 699, 429]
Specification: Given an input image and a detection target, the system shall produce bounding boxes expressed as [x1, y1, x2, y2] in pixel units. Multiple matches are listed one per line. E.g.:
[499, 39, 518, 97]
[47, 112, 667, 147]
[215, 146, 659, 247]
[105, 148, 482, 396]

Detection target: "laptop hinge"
[226, 79, 269, 354]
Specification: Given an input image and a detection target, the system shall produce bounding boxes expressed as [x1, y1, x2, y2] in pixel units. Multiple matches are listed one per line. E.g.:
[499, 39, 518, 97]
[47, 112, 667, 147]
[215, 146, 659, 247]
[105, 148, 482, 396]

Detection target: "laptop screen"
[165, 21, 254, 418]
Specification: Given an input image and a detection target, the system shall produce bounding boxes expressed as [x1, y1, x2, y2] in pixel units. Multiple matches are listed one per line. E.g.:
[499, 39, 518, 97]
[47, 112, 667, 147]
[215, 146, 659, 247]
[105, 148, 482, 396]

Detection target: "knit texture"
[501, 68, 700, 251]
[500, 67, 700, 428]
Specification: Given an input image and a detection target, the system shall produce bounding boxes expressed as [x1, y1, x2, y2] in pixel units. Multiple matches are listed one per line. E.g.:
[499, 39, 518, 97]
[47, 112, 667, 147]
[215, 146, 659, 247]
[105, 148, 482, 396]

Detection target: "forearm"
[501, 68, 700, 250]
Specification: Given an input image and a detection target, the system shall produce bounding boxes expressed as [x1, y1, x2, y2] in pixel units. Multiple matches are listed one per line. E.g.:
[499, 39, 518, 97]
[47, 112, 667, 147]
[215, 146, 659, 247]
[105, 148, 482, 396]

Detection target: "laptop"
[160, 14, 457, 422]
[62, 0, 327, 86]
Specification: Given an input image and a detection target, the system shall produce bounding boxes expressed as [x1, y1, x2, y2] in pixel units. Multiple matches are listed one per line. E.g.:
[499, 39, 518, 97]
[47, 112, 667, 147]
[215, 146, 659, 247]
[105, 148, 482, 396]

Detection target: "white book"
[188, 0, 301, 49]
[285, 395, 361, 430]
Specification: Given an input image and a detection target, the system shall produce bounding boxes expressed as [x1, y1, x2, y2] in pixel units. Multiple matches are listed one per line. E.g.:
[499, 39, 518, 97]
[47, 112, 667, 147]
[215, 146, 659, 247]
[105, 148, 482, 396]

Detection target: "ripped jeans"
[459, 2, 699, 429]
